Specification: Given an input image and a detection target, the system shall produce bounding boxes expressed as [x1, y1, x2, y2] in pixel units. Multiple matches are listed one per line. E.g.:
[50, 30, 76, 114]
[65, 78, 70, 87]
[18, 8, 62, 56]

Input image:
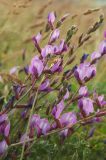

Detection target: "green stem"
[19, 89, 39, 160]
[19, 77, 44, 160]
[13, 86, 32, 107]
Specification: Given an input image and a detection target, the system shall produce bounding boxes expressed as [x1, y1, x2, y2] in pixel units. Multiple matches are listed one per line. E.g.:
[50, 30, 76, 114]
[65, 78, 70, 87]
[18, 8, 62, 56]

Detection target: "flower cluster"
[0, 114, 10, 156]
[0, 11, 106, 159]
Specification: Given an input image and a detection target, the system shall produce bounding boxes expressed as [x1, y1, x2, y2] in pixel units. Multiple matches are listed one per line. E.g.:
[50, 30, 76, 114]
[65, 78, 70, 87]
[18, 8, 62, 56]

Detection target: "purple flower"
[41, 45, 53, 58]
[30, 115, 50, 137]
[94, 94, 106, 107]
[29, 114, 41, 137]
[51, 112, 77, 137]
[32, 32, 42, 53]
[60, 112, 77, 126]
[78, 97, 94, 116]
[52, 100, 65, 119]
[48, 12, 56, 29]
[79, 86, 88, 97]
[97, 95, 104, 106]
[37, 118, 50, 136]
[91, 51, 101, 62]
[20, 133, 29, 144]
[29, 56, 44, 77]
[49, 29, 60, 43]
[74, 62, 96, 84]
[0, 115, 10, 157]
[63, 89, 70, 100]
[30, 114, 40, 128]
[59, 112, 77, 137]
[4, 123, 10, 137]
[9, 66, 20, 75]
[92, 117, 101, 123]
[52, 40, 68, 55]
[0, 114, 8, 123]
[0, 140, 8, 156]
[32, 32, 42, 45]
[50, 59, 62, 73]
[59, 129, 69, 138]
[91, 40, 106, 62]
[0, 114, 10, 137]
[41, 40, 68, 58]
[98, 40, 106, 55]
[39, 79, 51, 92]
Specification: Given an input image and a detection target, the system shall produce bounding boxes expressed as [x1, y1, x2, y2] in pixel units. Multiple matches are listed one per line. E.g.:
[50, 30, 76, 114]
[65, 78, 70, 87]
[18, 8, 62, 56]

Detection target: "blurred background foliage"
[0, 0, 106, 159]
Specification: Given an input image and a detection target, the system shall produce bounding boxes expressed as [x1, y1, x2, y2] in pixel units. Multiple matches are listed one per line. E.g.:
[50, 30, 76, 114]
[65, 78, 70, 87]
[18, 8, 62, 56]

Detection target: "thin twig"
[19, 77, 44, 160]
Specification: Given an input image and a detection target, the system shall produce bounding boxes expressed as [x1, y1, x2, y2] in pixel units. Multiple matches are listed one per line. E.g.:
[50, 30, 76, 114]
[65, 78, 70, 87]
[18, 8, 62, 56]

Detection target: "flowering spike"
[48, 12, 56, 30]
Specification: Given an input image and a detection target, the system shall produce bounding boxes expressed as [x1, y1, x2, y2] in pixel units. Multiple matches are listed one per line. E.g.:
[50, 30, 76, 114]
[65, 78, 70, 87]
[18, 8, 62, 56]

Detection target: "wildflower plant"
[0, 10, 106, 160]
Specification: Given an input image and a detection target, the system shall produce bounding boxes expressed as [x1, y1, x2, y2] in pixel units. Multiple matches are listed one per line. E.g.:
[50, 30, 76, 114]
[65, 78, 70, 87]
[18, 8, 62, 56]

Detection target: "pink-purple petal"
[29, 56, 44, 76]
[0, 140, 8, 156]
[78, 97, 94, 116]
[79, 86, 88, 97]
[4, 122, 10, 137]
[48, 12, 56, 24]
[49, 29, 60, 43]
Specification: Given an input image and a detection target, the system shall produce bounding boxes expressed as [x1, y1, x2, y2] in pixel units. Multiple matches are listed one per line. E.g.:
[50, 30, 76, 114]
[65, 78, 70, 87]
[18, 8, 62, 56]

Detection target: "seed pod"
[65, 25, 78, 43]
[83, 8, 100, 15]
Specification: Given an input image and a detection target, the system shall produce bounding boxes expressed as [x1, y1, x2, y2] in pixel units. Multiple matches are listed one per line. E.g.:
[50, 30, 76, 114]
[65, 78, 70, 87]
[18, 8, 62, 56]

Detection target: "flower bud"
[79, 86, 88, 97]
[39, 79, 51, 92]
[48, 12, 56, 29]
[52, 100, 65, 119]
[98, 40, 106, 56]
[29, 56, 44, 77]
[91, 51, 101, 63]
[32, 32, 42, 53]
[80, 54, 89, 63]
